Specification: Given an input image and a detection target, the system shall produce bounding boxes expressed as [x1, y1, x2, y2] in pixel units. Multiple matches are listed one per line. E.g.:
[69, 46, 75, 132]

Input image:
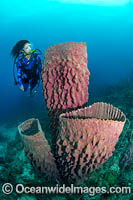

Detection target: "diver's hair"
[11, 40, 30, 58]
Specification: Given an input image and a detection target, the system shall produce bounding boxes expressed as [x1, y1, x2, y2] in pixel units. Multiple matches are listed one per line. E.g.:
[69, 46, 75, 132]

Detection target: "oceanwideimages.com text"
[2, 183, 131, 196]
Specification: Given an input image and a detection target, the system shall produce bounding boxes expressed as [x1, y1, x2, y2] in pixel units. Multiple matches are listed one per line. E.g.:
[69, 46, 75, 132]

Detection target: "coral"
[119, 141, 133, 170]
[110, 163, 120, 175]
[56, 102, 126, 183]
[18, 118, 60, 183]
[106, 174, 116, 184]
[17, 195, 37, 200]
[0, 143, 7, 163]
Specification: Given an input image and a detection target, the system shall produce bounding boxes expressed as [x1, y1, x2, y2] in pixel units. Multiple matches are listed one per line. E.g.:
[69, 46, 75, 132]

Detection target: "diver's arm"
[36, 54, 42, 73]
[16, 60, 23, 87]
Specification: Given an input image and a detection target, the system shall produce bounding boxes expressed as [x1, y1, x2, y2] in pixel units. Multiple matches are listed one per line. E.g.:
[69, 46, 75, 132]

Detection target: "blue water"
[0, 0, 133, 124]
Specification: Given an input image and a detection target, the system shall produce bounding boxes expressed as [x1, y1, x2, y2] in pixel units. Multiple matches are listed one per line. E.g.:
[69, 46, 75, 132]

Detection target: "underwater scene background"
[0, 0, 133, 199]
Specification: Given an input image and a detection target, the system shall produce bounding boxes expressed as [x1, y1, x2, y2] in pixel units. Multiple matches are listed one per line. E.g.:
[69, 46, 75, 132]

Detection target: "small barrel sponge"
[42, 42, 90, 110]
[18, 118, 60, 182]
[56, 102, 126, 183]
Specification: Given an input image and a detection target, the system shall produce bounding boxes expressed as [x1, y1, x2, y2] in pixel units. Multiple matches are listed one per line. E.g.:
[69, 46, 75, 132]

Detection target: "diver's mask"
[23, 43, 41, 55]
[23, 43, 34, 54]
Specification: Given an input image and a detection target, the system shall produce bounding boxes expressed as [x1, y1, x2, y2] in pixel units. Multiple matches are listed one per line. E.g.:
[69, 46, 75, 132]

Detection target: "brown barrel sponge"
[42, 42, 90, 111]
[56, 102, 126, 183]
[18, 118, 60, 182]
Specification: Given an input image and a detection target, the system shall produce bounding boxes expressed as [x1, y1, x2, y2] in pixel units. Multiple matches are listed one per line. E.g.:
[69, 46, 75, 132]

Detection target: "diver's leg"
[29, 78, 38, 96]
[30, 78, 38, 92]
[21, 78, 29, 92]
[23, 83, 29, 92]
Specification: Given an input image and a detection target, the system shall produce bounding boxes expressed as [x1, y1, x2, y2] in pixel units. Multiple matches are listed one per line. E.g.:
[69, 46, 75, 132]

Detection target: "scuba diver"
[11, 40, 42, 96]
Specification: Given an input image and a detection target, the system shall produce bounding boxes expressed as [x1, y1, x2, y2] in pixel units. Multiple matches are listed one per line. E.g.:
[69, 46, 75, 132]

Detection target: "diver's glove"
[19, 85, 24, 91]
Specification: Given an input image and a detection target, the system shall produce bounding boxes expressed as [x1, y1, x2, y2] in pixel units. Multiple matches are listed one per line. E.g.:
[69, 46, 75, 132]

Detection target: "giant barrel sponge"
[18, 103, 126, 184]
[42, 42, 90, 144]
[18, 118, 60, 182]
[42, 42, 90, 111]
[56, 102, 126, 183]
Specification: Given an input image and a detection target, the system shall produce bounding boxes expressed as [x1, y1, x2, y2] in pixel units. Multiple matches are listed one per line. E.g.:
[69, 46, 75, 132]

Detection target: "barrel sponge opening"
[18, 118, 39, 136]
[60, 102, 126, 122]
